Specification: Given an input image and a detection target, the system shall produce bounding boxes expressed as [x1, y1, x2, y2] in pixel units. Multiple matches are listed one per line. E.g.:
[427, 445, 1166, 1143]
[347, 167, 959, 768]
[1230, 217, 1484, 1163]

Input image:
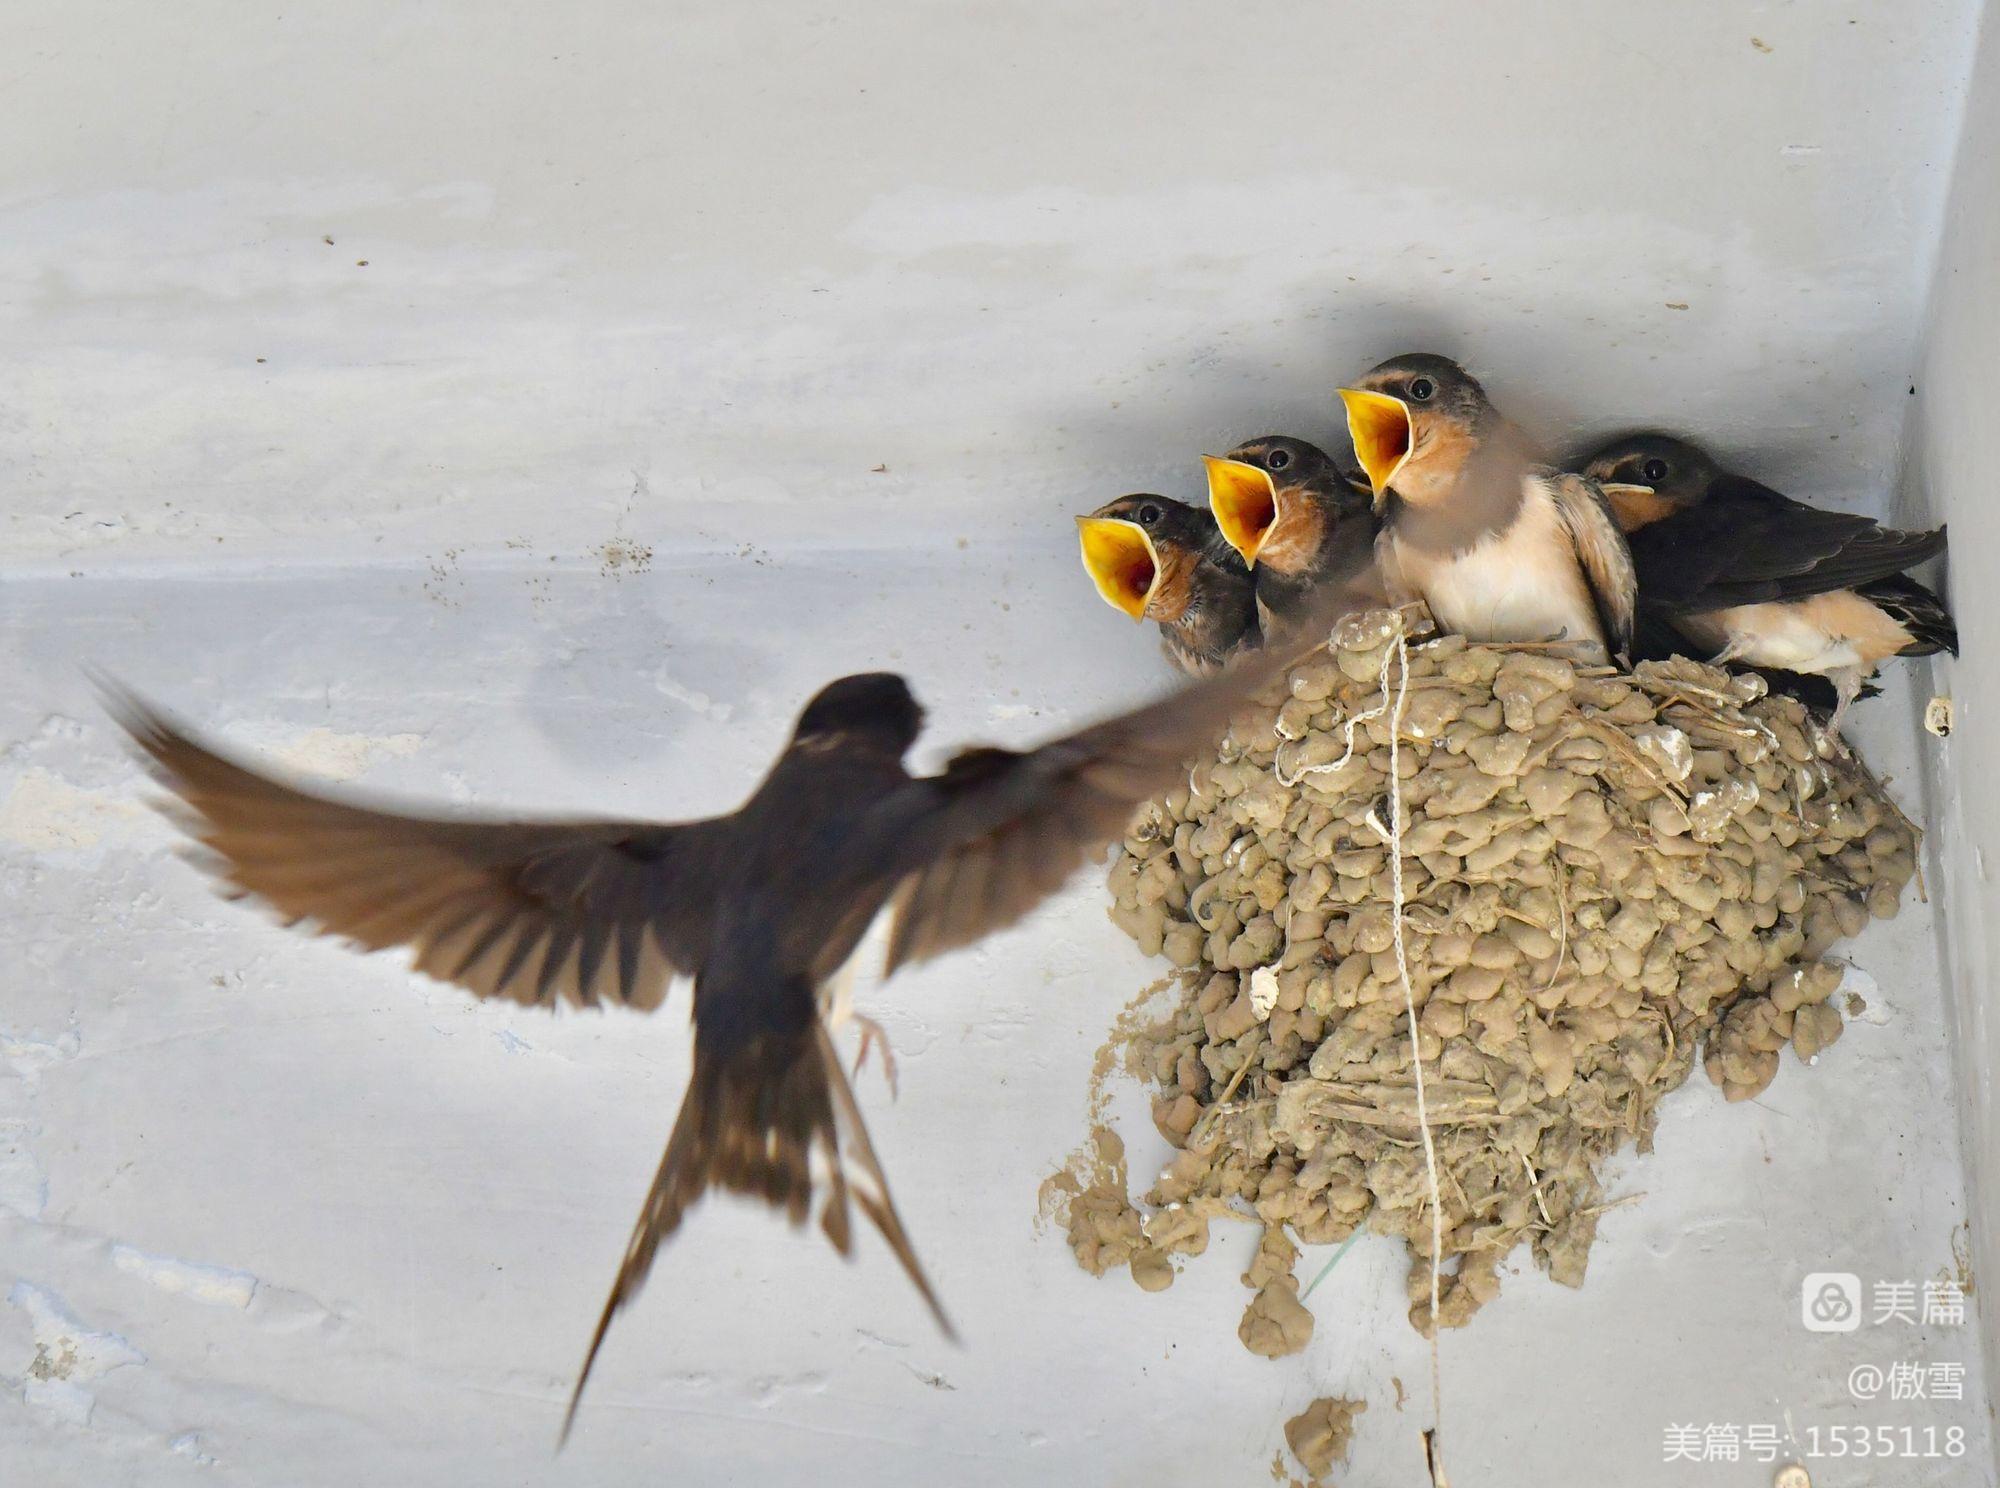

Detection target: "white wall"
[1, 0, 1983, 572]
[6, 4, 1998, 1485]
[1902, 0, 2000, 1396]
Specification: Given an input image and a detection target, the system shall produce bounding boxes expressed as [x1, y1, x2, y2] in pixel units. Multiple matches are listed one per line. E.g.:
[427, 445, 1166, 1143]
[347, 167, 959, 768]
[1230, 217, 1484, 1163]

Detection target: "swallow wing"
[106, 687, 726, 1010]
[1629, 477, 1946, 610]
[875, 646, 1305, 977]
[1549, 472, 1638, 657]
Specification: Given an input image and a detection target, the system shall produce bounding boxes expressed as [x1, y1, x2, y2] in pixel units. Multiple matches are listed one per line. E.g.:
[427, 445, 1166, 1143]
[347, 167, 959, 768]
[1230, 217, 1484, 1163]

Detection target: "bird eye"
[1407, 377, 1436, 402]
[1265, 448, 1292, 471]
[1641, 458, 1669, 483]
[1136, 502, 1163, 525]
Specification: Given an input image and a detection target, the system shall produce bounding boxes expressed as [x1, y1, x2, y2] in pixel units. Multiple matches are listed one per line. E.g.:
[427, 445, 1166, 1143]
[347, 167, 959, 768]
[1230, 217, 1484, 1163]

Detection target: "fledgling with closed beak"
[101, 639, 1319, 1441]
[1582, 432, 1956, 732]
[1338, 353, 1636, 660]
[1076, 494, 1261, 675]
[1202, 435, 1385, 639]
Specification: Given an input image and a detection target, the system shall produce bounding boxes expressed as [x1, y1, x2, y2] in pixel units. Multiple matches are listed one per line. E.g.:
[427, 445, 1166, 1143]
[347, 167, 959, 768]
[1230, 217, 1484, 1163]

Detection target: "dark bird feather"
[1858, 571, 1959, 656]
[1618, 475, 1947, 612]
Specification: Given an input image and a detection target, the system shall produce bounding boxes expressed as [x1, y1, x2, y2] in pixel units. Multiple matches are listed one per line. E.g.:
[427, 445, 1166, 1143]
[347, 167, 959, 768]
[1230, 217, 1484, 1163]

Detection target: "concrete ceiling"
[2, 0, 1984, 571]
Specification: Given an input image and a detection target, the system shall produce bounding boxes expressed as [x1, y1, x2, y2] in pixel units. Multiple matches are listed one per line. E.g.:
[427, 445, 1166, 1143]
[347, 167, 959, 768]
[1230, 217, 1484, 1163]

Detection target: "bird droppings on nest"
[1054, 607, 1921, 1347]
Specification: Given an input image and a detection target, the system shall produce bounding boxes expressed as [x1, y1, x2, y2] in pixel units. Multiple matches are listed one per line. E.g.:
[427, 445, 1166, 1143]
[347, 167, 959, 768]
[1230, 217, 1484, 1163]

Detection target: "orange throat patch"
[1389, 418, 1478, 508]
[1254, 495, 1327, 576]
[1604, 486, 1683, 532]
[1145, 543, 1198, 622]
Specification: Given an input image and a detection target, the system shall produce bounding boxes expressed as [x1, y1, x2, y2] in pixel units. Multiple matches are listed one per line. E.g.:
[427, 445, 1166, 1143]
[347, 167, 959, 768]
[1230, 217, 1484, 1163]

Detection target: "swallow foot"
[1815, 670, 1865, 757]
[1813, 714, 1859, 763]
[851, 1014, 900, 1099]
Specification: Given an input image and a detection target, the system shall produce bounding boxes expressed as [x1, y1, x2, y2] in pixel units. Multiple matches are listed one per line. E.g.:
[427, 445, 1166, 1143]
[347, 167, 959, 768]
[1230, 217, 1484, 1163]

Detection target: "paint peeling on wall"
[6, 1283, 145, 1426]
[107, 1246, 257, 1310]
[262, 729, 425, 783]
[0, 769, 150, 851]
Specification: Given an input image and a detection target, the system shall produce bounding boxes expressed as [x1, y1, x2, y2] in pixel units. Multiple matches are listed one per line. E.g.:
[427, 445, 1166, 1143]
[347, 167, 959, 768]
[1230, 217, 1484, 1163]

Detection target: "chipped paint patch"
[0, 1030, 75, 1222]
[652, 670, 734, 723]
[266, 729, 425, 782]
[493, 1029, 533, 1056]
[0, 769, 149, 850]
[1, 1027, 83, 1085]
[109, 1245, 257, 1309]
[0, 1121, 49, 1220]
[8, 1283, 145, 1425]
[170, 1430, 218, 1465]
[1842, 965, 1893, 1025]
[2, 715, 90, 761]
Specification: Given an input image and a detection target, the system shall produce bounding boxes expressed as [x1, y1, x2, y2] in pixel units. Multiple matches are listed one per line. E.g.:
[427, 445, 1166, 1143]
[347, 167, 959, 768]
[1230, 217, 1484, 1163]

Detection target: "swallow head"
[1077, 496, 1210, 622]
[1339, 352, 1490, 509]
[793, 672, 924, 754]
[1580, 432, 1716, 531]
[1208, 436, 1361, 571]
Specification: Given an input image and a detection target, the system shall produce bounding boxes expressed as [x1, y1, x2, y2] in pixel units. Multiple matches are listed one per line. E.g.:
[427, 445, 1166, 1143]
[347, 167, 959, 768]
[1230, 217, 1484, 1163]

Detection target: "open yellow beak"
[1076, 516, 1159, 621]
[1203, 456, 1281, 566]
[1337, 388, 1413, 507]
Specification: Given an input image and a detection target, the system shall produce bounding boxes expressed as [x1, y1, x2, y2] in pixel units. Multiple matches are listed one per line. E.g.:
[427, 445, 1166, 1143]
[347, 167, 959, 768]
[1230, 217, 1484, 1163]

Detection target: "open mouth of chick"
[1203, 456, 1281, 564]
[1076, 518, 1161, 619]
[1337, 390, 1414, 501]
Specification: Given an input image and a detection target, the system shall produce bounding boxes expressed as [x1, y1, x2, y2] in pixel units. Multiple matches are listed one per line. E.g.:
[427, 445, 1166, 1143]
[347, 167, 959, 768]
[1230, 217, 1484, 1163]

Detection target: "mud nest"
[1061, 609, 1921, 1352]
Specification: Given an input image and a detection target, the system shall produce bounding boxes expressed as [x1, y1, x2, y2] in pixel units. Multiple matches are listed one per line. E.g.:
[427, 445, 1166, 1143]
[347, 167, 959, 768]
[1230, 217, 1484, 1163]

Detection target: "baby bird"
[1077, 494, 1261, 675]
[1202, 435, 1384, 639]
[1582, 433, 1956, 730]
[1338, 353, 1635, 659]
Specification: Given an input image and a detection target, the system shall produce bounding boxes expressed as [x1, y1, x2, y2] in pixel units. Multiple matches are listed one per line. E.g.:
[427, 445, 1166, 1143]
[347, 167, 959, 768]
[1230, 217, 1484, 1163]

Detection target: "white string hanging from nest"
[1286, 612, 1451, 1486]
[1376, 619, 1451, 1488]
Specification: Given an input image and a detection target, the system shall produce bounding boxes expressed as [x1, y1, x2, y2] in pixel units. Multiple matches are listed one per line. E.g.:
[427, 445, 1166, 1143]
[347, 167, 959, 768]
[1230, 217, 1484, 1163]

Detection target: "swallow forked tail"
[558, 1020, 952, 1445]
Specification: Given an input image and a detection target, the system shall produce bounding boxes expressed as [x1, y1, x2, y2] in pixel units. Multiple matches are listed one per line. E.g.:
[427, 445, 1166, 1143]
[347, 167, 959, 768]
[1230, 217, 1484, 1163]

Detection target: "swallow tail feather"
[560, 1016, 949, 1442]
[1860, 571, 1959, 657]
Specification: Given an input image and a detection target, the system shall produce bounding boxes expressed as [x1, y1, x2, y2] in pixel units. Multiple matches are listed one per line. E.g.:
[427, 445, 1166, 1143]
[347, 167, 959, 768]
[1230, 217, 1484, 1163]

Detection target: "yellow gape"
[1202, 455, 1281, 565]
[1075, 516, 1160, 620]
[1337, 388, 1414, 503]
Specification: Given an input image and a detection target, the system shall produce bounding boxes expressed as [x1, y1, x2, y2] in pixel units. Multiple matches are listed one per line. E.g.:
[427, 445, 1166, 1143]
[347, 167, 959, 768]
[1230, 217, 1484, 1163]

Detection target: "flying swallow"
[102, 651, 1301, 1439]
[1201, 436, 1385, 638]
[1076, 494, 1261, 675]
[1337, 353, 1635, 659]
[1581, 432, 1955, 729]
